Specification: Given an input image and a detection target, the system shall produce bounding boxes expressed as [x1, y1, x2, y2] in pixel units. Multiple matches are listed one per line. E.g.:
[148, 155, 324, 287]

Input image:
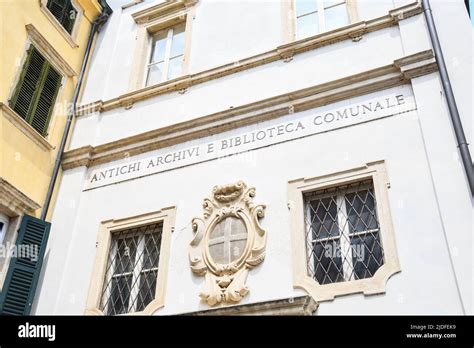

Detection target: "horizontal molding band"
[75, 1, 422, 117]
[62, 49, 437, 170]
[131, 0, 197, 24]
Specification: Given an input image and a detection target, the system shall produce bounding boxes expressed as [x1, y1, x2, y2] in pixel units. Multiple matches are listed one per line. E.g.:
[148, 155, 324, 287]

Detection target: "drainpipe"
[422, 0, 474, 196]
[40, 0, 113, 220]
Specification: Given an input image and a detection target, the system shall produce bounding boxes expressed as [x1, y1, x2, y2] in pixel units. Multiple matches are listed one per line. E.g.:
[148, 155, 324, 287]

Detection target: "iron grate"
[304, 179, 384, 285]
[100, 222, 163, 315]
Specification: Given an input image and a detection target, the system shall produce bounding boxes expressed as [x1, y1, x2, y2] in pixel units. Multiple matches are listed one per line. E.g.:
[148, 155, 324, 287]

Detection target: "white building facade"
[34, 0, 473, 315]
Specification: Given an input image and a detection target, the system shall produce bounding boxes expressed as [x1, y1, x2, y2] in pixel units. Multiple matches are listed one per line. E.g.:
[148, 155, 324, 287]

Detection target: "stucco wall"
[0, 0, 98, 213]
[34, 0, 473, 315]
[35, 85, 468, 315]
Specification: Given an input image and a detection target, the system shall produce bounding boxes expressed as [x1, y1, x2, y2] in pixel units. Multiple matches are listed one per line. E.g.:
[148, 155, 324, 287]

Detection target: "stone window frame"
[287, 161, 400, 303]
[0, 178, 41, 291]
[128, 0, 197, 92]
[85, 206, 176, 315]
[4, 24, 77, 150]
[39, 0, 83, 48]
[281, 0, 359, 44]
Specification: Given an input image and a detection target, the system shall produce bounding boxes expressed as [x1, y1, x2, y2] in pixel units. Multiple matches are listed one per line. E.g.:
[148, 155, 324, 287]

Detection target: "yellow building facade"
[0, 0, 108, 314]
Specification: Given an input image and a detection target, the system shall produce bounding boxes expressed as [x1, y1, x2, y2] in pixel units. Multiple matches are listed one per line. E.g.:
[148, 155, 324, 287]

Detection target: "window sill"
[39, 4, 79, 48]
[121, 0, 144, 11]
[0, 102, 55, 151]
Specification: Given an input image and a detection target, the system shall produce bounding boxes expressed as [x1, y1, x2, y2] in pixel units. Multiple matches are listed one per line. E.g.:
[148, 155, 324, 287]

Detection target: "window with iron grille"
[9, 46, 62, 136]
[100, 223, 163, 315]
[304, 179, 384, 285]
[46, 0, 78, 34]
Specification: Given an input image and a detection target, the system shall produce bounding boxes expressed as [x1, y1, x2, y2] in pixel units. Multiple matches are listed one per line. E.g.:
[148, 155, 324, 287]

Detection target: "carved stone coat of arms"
[189, 181, 267, 306]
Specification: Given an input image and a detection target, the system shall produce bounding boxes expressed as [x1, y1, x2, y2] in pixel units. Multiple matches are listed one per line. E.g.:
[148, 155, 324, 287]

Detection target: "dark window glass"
[304, 180, 384, 284]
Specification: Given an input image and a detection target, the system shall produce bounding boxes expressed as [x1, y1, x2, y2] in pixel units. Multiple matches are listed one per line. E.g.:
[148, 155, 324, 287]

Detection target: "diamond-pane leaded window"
[304, 180, 384, 285]
[100, 223, 162, 315]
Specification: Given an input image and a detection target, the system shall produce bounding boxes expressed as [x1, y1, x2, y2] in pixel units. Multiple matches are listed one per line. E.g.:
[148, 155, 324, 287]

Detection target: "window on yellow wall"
[8, 46, 62, 136]
[295, 0, 349, 39]
[46, 0, 78, 34]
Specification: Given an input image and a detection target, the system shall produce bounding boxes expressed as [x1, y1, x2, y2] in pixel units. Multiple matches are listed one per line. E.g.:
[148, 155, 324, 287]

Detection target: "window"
[46, 0, 78, 34]
[0, 214, 9, 244]
[100, 223, 162, 315]
[128, 1, 196, 91]
[288, 161, 400, 302]
[295, 0, 349, 39]
[304, 179, 384, 285]
[146, 23, 186, 86]
[9, 46, 62, 136]
[85, 207, 176, 315]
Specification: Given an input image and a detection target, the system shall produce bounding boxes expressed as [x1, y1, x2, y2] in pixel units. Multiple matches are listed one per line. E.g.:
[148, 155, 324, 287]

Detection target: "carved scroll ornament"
[189, 181, 267, 306]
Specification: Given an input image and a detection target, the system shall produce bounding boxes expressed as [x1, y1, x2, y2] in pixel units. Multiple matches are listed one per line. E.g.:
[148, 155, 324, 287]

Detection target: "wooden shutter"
[0, 215, 51, 315]
[47, 0, 77, 34]
[46, 0, 66, 21]
[9, 46, 62, 136]
[9, 47, 46, 121]
[30, 65, 61, 135]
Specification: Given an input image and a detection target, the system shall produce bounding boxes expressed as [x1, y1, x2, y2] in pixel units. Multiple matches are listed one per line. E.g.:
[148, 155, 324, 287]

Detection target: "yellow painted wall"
[0, 0, 101, 219]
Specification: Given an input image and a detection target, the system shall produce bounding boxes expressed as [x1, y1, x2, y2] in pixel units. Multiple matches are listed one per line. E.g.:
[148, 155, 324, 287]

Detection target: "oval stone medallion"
[208, 217, 248, 264]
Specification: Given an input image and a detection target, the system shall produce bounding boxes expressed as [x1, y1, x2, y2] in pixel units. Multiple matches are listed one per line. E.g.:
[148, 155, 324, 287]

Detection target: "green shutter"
[30, 65, 62, 135]
[9, 47, 47, 121]
[0, 215, 51, 315]
[9, 46, 62, 136]
[47, 0, 77, 34]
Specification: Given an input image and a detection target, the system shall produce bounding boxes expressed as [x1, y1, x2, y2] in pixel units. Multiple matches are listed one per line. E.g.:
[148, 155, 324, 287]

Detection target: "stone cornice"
[131, 0, 197, 24]
[75, 1, 422, 117]
[0, 178, 41, 216]
[182, 295, 318, 316]
[62, 50, 436, 170]
[26, 24, 77, 77]
[122, 0, 144, 11]
[1, 102, 55, 151]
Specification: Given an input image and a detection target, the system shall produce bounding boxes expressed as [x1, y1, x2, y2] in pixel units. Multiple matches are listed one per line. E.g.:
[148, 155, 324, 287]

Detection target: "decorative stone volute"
[189, 181, 267, 306]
